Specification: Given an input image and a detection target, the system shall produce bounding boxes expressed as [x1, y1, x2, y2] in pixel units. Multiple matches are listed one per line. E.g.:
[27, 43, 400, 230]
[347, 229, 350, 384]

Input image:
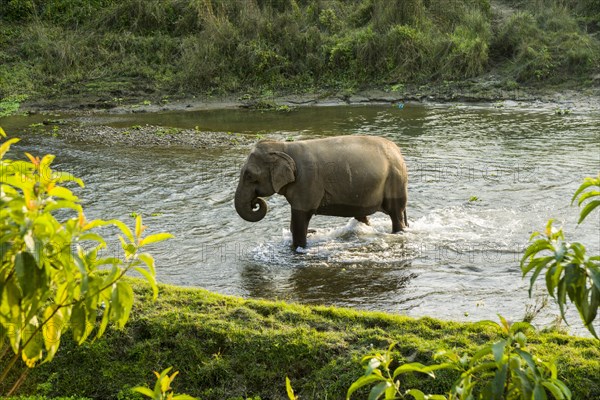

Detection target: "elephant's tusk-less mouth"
[251, 198, 262, 211]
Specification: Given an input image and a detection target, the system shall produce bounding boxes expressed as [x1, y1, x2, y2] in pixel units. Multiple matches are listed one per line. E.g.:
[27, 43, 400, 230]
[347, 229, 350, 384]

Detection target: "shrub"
[347, 317, 572, 400]
[521, 175, 600, 338]
[0, 128, 172, 394]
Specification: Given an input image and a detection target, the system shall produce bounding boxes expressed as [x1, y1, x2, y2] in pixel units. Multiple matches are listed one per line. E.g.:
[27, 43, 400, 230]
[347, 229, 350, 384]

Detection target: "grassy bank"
[0, 0, 598, 107]
[3, 278, 598, 400]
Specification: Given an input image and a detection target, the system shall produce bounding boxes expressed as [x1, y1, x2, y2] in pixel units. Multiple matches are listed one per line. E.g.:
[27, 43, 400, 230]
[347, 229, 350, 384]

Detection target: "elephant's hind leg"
[355, 216, 370, 225]
[384, 197, 407, 233]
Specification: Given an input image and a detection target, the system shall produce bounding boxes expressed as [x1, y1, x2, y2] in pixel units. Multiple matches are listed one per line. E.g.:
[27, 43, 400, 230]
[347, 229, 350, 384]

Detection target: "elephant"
[234, 135, 408, 249]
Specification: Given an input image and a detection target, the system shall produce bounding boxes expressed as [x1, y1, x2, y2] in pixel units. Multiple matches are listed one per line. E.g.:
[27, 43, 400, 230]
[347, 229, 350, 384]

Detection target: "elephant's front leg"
[290, 209, 313, 249]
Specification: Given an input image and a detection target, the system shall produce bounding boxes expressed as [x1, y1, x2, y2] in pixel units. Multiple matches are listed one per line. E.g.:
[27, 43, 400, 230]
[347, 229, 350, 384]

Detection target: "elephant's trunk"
[235, 185, 267, 222]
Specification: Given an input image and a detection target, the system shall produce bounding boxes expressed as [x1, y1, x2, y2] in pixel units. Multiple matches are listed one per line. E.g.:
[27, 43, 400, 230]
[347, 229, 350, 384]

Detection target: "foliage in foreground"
[14, 279, 600, 400]
[0, 128, 172, 394]
[521, 174, 600, 338]
[0, 0, 598, 101]
[347, 317, 571, 400]
[133, 367, 195, 400]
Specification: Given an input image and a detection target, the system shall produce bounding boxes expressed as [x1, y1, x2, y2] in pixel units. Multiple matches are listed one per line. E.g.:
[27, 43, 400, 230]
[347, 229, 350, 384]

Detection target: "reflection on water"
[241, 260, 416, 307]
[2, 103, 599, 335]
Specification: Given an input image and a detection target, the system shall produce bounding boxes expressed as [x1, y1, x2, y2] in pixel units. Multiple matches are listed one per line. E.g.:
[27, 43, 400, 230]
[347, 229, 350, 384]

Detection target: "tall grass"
[0, 0, 598, 99]
[492, 1, 599, 82]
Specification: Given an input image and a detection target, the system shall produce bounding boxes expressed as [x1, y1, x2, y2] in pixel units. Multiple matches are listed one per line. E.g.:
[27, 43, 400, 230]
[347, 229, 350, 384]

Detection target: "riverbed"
[2, 101, 599, 335]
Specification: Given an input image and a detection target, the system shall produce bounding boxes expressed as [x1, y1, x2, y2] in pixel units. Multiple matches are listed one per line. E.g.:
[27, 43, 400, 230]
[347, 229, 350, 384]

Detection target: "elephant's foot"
[355, 216, 370, 225]
[391, 218, 405, 233]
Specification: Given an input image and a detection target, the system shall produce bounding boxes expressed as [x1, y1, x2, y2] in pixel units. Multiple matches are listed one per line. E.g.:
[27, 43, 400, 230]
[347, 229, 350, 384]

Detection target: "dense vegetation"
[0, 0, 598, 102]
[12, 279, 600, 400]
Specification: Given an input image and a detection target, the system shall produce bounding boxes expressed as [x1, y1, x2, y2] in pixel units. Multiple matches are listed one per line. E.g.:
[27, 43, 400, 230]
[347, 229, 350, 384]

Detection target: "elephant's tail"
[403, 209, 409, 228]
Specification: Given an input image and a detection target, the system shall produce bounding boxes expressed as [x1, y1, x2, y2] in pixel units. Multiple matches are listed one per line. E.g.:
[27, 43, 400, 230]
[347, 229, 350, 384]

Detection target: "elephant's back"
[290, 135, 402, 157]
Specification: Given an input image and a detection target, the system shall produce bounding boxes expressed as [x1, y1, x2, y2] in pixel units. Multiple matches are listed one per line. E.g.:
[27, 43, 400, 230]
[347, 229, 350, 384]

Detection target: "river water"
[3, 103, 599, 335]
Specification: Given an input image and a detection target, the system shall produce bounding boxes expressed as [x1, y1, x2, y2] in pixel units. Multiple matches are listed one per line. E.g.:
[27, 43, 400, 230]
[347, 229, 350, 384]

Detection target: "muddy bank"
[7, 80, 599, 149]
[20, 80, 600, 116]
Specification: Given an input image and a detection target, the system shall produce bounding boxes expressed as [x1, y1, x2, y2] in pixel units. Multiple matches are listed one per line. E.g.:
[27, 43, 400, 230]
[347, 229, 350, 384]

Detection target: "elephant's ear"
[270, 151, 296, 193]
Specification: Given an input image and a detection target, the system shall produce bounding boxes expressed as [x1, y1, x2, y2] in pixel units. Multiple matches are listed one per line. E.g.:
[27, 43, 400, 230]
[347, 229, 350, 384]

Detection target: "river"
[2, 102, 599, 335]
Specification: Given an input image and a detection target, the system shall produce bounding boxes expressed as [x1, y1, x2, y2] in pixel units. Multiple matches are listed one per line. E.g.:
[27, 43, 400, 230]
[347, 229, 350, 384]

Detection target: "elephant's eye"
[244, 170, 257, 182]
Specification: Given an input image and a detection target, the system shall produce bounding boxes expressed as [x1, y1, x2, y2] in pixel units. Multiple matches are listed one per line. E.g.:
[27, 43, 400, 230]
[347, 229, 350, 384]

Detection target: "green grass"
[0, 0, 598, 103]
[6, 278, 599, 400]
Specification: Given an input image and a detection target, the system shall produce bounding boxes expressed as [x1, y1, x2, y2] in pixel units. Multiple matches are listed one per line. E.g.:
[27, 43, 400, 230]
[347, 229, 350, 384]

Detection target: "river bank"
[16, 80, 600, 117]
[4, 83, 597, 151]
[8, 278, 599, 400]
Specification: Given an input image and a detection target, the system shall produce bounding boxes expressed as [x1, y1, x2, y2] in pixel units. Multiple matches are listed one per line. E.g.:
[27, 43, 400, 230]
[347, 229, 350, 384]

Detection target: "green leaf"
[525, 256, 554, 296]
[467, 361, 498, 375]
[71, 302, 92, 344]
[0, 137, 20, 158]
[576, 190, 600, 205]
[41, 306, 63, 363]
[15, 251, 41, 299]
[286, 376, 297, 400]
[47, 186, 79, 202]
[368, 381, 391, 400]
[542, 381, 567, 400]
[514, 367, 534, 397]
[347, 375, 385, 399]
[498, 314, 510, 333]
[110, 281, 134, 329]
[78, 232, 107, 247]
[134, 267, 159, 301]
[583, 287, 599, 338]
[548, 379, 572, 399]
[385, 383, 397, 400]
[491, 340, 506, 365]
[515, 349, 540, 376]
[21, 318, 43, 367]
[392, 362, 439, 379]
[140, 232, 174, 247]
[135, 214, 143, 239]
[131, 386, 156, 399]
[405, 389, 425, 400]
[491, 363, 508, 398]
[95, 302, 111, 340]
[571, 175, 599, 205]
[109, 219, 134, 243]
[521, 240, 554, 266]
[545, 263, 563, 298]
[577, 200, 600, 224]
[556, 278, 568, 324]
[82, 219, 114, 231]
[138, 253, 156, 276]
[533, 383, 548, 400]
[52, 171, 84, 187]
[470, 346, 493, 365]
[570, 242, 586, 262]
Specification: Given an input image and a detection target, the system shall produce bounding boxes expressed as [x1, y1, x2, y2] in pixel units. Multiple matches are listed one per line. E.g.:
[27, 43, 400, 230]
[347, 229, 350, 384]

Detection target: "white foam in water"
[248, 206, 524, 267]
[408, 207, 523, 245]
[249, 214, 411, 265]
